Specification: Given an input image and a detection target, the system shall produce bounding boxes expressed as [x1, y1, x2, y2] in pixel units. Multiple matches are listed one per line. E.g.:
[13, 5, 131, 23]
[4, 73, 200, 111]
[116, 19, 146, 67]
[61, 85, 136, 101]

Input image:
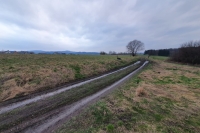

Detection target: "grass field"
[0, 54, 137, 102]
[56, 56, 200, 133]
[0, 61, 144, 132]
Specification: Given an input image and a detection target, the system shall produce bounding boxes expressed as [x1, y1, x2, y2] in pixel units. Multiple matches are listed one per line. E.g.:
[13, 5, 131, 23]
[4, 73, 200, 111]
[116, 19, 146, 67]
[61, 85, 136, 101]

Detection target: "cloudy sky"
[0, 0, 200, 52]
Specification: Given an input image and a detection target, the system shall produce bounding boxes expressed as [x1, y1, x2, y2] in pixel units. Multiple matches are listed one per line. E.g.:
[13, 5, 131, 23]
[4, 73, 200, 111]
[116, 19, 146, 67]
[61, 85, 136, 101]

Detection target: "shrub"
[106, 124, 114, 132]
[91, 102, 112, 124]
[170, 40, 200, 64]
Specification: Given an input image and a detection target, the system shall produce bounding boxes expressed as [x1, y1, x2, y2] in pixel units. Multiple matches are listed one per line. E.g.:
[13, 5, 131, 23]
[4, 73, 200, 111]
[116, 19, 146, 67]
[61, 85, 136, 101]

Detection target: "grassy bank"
[0, 54, 137, 102]
[0, 60, 143, 132]
[56, 56, 200, 133]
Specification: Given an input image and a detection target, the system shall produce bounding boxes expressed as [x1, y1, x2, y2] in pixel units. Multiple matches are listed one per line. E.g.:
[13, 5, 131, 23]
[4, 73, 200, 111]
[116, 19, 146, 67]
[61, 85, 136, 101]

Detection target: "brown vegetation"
[0, 54, 138, 102]
[56, 56, 200, 133]
[135, 87, 147, 97]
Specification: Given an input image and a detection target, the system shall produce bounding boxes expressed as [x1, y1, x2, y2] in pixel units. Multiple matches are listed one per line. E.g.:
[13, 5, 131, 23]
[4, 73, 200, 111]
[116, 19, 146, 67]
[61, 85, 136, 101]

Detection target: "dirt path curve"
[24, 61, 149, 133]
[0, 61, 141, 115]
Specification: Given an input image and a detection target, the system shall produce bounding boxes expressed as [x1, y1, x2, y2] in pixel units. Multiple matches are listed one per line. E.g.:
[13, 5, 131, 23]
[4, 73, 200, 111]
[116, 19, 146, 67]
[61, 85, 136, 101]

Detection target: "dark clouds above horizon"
[0, 0, 200, 52]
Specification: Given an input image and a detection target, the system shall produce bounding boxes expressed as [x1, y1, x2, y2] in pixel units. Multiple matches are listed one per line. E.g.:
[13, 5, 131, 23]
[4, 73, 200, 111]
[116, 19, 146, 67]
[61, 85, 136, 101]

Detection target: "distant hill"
[30, 50, 99, 55]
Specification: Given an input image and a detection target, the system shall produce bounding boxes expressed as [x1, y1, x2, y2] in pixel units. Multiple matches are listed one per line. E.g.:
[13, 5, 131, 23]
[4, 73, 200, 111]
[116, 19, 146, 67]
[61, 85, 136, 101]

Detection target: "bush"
[170, 40, 200, 64]
[91, 102, 112, 124]
[106, 124, 114, 132]
[136, 87, 147, 97]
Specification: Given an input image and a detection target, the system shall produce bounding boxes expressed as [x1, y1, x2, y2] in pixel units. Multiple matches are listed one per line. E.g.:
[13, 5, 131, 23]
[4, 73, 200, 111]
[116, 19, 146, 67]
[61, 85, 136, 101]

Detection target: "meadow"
[0, 54, 137, 102]
[0, 61, 144, 132]
[56, 56, 200, 133]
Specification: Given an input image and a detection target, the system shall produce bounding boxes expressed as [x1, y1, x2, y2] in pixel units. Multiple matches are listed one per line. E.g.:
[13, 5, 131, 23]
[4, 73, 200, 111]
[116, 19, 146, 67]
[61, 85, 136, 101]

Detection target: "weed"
[151, 56, 168, 61]
[106, 124, 114, 132]
[153, 114, 163, 122]
[91, 102, 112, 124]
[166, 67, 179, 72]
[180, 75, 198, 84]
[156, 125, 163, 131]
[155, 76, 176, 84]
[117, 121, 123, 126]
[29, 78, 41, 85]
[179, 75, 200, 88]
[138, 124, 148, 131]
[136, 87, 147, 97]
[54, 68, 57, 72]
[9, 66, 14, 69]
[70, 65, 85, 79]
[132, 106, 146, 114]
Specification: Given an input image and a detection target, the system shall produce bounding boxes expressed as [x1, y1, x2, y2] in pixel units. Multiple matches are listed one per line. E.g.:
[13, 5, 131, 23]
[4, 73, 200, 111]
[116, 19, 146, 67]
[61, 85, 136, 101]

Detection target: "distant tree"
[127, 40, 144, 56]
[158, 49, 170, 56]
[109, 51, 112, 55]
[144, 49, 157, 56]
[171, 40, 200, 64]
[108, 51, 117, 55]
[100, 51, 107, 55]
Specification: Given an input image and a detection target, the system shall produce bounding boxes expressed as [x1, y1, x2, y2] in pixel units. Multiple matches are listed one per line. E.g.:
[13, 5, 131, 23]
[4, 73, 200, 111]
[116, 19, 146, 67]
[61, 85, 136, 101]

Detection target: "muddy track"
[0, 60, 139, 107]
[0, 60, 149, 133]
[0, 61, 141, 115]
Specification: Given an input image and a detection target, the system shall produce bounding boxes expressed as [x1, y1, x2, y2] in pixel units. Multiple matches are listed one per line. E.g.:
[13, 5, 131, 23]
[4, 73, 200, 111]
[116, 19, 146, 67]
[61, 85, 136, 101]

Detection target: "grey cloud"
[0, 0, 200, 52]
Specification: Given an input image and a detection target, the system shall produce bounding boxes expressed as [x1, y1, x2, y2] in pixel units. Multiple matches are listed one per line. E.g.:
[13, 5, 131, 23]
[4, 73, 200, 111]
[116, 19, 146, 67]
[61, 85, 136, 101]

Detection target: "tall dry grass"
[0, 54, 138, 101]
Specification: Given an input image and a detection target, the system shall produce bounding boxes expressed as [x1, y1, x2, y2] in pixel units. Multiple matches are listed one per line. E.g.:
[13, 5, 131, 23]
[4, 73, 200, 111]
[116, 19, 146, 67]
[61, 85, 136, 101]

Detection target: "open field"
[56, 56, 200, 133]
[0, 59, 146, 132]
[0, 54, 137, 102]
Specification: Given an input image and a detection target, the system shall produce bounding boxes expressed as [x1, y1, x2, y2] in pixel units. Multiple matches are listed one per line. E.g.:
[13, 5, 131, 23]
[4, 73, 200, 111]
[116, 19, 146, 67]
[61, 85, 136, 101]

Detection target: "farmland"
[56, 56, 200, 133]
[0, 54, 138, 102]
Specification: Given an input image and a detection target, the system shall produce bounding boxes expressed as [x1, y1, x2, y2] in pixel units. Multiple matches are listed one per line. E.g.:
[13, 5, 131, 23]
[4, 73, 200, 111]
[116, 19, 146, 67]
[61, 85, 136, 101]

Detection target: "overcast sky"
[0, 0, 200, 52]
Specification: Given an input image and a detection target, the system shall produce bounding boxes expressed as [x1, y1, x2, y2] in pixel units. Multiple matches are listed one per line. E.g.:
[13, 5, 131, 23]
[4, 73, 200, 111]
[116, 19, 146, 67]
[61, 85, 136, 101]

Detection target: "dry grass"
[56, 56, 200, 133]
[0, 54, 138, 102]
[135, 87, 147, 97]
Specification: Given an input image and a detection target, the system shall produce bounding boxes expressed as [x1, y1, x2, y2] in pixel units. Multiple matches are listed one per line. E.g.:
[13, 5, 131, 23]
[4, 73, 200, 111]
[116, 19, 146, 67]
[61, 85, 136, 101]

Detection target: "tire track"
[25, 61, 149, 133]
[0, 61, 141, 115]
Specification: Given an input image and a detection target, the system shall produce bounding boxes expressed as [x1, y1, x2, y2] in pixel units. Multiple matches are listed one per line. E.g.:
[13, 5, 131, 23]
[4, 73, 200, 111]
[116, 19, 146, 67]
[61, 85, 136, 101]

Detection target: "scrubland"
[0, 54, 137, 102]
[56, 56, 200, 133]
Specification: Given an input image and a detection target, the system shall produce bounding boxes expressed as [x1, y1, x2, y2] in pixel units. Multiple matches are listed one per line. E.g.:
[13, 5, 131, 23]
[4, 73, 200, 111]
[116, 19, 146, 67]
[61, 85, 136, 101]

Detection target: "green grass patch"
[91, 102, 112, 124]
[0, 61, 143, 132]
[55, 59, 200, 133]
[179, 75, 200, 88]
[70, 65, 85, 79]
[106, 124, 114, 132]
[155, 76, 176, 84]
[150, 56, 168, 61]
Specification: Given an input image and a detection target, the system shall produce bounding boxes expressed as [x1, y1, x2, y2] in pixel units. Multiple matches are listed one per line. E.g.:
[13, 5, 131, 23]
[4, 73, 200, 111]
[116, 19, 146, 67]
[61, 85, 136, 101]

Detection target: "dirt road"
[0, 60, 148, 133]
[0, 61, 141, 115]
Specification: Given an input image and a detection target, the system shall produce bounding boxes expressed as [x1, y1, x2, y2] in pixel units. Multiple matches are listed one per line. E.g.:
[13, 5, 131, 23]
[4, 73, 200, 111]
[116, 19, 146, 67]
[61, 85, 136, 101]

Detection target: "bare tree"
[100, 51, 107, 55]
[108, 51, 116, 55]
[126, 40, 144, 56]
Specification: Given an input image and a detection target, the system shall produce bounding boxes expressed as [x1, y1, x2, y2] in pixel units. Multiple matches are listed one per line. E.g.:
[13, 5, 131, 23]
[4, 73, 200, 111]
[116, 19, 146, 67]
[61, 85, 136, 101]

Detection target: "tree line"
[144, 49, 178, 57]
[170, 40, 200, 64]
[100, 51, 129, 55]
